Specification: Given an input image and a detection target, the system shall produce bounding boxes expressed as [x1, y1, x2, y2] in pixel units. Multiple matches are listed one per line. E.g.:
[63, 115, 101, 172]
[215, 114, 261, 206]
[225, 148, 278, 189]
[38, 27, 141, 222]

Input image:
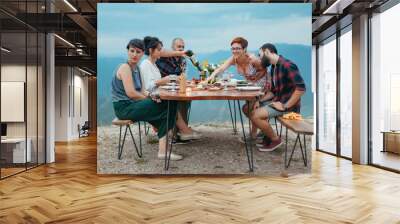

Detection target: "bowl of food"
[195, 84, 205, 90]
[208, 86, 221, 91]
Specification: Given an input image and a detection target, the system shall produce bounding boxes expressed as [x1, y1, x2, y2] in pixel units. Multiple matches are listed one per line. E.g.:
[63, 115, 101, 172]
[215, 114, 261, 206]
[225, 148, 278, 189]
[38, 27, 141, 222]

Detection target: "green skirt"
[113, 99, 177, 139]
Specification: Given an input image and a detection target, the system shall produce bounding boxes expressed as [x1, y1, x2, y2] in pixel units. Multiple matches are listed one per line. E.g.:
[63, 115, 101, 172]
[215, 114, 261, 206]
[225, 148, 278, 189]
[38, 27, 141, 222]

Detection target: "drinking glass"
[169, 75, 178, 92]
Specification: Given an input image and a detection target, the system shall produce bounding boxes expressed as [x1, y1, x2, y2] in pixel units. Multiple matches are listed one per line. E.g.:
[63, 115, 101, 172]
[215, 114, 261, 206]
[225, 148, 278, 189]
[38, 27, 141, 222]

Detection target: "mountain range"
[97, 43, 312, 126]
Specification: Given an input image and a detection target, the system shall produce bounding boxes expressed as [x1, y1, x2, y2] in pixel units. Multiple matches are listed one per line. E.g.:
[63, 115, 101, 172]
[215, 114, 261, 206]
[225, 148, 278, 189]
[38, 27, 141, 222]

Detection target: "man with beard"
[250, 43, 306, 152]
[156, 38, 202, 144]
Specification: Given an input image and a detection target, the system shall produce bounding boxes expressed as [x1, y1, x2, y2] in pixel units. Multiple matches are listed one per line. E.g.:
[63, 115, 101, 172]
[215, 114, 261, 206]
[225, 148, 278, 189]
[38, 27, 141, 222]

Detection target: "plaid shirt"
[156, 56, 187, 78]
[269, 55, 306, 113]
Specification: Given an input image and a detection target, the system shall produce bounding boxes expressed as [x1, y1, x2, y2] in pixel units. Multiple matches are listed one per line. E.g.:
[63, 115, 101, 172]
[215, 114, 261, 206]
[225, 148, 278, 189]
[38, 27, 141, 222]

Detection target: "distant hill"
[98, 43, 312, 126]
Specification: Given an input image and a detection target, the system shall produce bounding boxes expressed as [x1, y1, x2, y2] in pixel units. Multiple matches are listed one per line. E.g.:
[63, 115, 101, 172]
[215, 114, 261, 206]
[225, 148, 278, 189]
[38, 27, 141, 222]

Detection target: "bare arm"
[154, 76, 171, 86]
[270, 89, 305, 111]
[249, 56, 267, 81]
[160, 50, 186, 57]
[284, 90, 304, 108]
[205, 56, 234, 83]
[118, 64, 147, 100]
[260, 91, 275, 102]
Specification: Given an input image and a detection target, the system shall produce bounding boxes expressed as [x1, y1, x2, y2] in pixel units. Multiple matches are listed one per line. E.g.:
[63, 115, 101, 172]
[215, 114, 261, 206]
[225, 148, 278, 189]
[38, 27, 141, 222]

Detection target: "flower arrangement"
[200, 60, 224, 82]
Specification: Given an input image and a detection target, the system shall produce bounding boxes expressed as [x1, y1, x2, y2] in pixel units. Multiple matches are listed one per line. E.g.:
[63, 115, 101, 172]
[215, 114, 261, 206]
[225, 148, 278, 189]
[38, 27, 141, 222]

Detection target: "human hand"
[245, 75, 256, 81]
[184, 50, 194, 57]
[271, 102, 285, 111]
[150, 92, 161, 103]
[199, 78, 209, 85]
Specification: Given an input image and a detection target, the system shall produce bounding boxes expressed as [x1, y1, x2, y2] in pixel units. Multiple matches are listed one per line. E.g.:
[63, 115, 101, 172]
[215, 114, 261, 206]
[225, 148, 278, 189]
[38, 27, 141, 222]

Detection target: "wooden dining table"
[158, 87, 264, 172]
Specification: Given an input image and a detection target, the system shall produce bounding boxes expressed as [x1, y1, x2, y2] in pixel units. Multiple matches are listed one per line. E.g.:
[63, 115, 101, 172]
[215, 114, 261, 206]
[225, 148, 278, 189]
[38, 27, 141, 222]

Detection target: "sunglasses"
[231, 47, 243, 51]
[176, 45, 185, 49]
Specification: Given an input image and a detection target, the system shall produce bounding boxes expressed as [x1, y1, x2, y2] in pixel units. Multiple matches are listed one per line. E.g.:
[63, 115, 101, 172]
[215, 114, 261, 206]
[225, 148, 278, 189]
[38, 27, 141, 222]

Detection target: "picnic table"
[159, 86, 263, 171]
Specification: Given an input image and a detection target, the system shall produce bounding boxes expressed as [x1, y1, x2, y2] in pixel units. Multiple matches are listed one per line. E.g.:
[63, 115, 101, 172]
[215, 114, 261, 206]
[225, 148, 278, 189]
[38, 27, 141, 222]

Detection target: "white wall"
[1, 63, 46, 164]
[54, 67, 69, 141]
[54, 67, 89, 141]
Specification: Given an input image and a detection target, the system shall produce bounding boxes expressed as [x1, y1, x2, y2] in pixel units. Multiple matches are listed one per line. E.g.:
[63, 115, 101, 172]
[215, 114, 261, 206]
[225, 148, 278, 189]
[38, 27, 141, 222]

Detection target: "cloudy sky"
[98, 3, 311, 57]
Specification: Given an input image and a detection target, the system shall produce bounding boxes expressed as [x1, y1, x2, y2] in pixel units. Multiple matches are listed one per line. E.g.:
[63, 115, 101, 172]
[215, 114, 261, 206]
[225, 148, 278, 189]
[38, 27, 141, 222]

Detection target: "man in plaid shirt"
[250, 43, 306, 152]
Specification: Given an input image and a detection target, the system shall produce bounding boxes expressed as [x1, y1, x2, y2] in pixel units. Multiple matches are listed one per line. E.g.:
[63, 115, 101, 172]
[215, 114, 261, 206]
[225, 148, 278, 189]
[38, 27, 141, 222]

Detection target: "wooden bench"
[277, 117, 314, 168]
[112, 118, 143, 159]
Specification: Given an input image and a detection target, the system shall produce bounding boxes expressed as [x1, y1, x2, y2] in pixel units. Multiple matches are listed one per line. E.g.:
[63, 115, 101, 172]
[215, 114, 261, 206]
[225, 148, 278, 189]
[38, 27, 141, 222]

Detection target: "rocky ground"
[97, 122, 312, 176]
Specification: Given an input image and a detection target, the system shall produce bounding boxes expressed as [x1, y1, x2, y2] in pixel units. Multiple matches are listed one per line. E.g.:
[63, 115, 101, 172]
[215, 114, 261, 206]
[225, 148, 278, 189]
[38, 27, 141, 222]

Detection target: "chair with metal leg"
[112, 118, 143, 159]
[143, 122, 150, 136]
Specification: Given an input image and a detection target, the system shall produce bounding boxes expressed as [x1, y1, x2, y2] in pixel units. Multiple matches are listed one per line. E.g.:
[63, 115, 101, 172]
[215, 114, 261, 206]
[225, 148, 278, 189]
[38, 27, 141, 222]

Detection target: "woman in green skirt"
[112, 38, 182, 160]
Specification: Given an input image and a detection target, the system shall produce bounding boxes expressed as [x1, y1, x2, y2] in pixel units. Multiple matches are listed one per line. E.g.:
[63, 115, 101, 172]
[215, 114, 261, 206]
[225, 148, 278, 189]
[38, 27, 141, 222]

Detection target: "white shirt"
[139, 58, 162, 91]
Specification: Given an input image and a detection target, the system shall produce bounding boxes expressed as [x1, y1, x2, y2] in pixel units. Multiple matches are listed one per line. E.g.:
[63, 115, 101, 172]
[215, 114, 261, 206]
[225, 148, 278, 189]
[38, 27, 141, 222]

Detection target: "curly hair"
[230, 37, 248, 49]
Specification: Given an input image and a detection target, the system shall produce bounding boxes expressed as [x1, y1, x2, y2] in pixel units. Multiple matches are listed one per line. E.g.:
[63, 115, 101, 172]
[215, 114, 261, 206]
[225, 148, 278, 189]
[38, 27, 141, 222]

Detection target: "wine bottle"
[200, 70, 207, 81]
[189, 55, 203, 72]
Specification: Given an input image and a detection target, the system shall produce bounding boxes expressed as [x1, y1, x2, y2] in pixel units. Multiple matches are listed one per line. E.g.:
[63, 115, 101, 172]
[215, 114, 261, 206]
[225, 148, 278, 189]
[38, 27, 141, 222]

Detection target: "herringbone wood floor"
[1, 135, 400, 224]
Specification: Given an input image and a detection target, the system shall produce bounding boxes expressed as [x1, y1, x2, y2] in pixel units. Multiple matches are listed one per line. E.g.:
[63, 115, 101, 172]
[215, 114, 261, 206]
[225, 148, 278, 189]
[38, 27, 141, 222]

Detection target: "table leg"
[234, 100, 237, 133]
[164, 101, 170, 170]
[247, 100, 254, 171]
[303, 134, 308, 166]
[237, 100, 254, 172]
[228, 100, 237, 134]
[164, 101, 179, 171]
[284, 126, 288, 169]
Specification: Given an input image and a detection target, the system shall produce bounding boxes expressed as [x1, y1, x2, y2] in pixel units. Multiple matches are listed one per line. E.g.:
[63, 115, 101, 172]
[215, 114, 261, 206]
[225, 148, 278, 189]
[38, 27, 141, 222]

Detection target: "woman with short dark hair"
[112, 38, 182, 161]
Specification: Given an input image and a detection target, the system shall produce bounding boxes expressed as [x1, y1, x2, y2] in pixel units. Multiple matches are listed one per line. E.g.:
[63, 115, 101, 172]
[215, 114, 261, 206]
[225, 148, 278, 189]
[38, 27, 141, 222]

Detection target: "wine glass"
[222, 72, 230, 91]
[169, 75, 178, 92]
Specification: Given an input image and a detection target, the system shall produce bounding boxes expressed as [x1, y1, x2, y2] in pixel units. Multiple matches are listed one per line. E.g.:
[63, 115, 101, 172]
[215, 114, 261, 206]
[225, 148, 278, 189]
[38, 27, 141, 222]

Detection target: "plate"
[236, 80, 249, 85]
[236, 86, 262, 91]
[166, 82, 179, 86]
[208, 87, 221, 91]
[160, 85, 179, 90]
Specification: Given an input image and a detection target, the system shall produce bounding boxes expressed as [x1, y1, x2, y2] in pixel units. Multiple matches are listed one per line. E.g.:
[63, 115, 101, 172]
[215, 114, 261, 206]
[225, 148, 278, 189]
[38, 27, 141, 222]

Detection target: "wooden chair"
[277, 117, 314, 168]
[112, 118, 143, 159]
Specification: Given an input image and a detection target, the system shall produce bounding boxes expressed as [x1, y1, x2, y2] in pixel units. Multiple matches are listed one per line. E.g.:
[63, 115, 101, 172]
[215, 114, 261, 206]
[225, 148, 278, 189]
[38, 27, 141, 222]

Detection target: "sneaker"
[158, 152, 183, 161]
[178, 131, 202, 141]
[257, 138, 282, 152]
[172, 138, 191, 145]
[254, 136, 271, 148]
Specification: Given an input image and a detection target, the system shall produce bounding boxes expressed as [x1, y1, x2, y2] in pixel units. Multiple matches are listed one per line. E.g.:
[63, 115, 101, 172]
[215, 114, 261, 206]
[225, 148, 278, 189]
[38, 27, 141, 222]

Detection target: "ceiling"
[0, 0, 391, 75]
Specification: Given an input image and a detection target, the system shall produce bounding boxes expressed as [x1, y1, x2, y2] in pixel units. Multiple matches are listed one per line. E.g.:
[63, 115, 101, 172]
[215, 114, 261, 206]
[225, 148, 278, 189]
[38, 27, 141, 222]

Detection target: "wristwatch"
[283, 103, 288, 111]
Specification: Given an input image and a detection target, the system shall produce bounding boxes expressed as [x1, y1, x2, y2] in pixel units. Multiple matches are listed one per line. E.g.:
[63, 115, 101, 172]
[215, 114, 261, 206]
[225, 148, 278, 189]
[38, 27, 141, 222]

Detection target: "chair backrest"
[81, 121, 90, 130]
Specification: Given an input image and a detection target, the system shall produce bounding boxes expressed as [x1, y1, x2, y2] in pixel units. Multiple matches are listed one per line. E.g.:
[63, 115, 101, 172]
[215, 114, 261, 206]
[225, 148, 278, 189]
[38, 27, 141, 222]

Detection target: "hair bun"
[143, 36, 153, 48]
